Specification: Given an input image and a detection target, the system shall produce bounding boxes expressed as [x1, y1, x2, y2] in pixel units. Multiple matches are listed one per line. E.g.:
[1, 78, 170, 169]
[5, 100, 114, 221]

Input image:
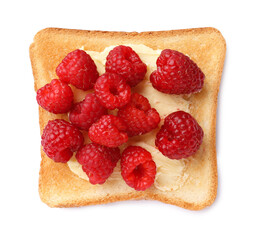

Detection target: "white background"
[0, 0, 258, 239]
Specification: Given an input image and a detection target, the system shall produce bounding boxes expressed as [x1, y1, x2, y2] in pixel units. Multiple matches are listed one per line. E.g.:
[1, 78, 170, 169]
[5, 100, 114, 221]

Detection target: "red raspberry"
[69, 93, 107, 130]
[36, 79, 73, 114]
[76, 143, 120, 184]
[41, 119, 84, 163]
[155, 111, 204, 159]
[105, 45, 147, 87]
[56, 49, 99, 90]
[150, 49, 205, 94]
[121, 146, 156, 191]
[94, 73, 131, 110]
[89, 115, 128, 148]
[118, 93, 160, 137]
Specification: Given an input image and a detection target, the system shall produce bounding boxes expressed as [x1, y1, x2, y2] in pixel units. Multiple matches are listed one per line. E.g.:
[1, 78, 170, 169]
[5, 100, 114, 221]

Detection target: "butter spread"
[67, 44, 191, 191]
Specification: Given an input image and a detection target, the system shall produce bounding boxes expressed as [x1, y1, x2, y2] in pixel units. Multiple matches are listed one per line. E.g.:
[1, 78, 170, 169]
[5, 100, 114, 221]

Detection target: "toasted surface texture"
[30, 27, 226, 210]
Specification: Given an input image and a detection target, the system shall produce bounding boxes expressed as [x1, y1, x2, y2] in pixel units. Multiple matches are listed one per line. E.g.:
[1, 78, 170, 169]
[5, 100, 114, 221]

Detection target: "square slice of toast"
[30, 27, 226, 210]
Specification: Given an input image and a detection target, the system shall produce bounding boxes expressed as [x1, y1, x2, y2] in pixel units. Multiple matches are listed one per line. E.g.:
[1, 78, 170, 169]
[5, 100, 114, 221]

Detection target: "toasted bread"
[30, 27, 226, 210]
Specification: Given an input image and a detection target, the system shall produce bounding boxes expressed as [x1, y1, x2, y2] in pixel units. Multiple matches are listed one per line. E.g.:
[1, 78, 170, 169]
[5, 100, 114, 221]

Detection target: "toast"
[30, 27, 226, 210]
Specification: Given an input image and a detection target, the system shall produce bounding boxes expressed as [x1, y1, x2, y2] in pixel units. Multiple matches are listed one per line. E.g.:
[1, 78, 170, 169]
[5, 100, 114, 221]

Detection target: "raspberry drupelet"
[56, 49, 99, 90]
[41, 119, 84, 163]
[121, 146, 156, 191]
[105, 45, 147, 87]
[89, 115, 128, 148]
[150, 49, 204, 94]
[69, 93, 107, 130]
[94, 72, 131, 110]
[155, 111, 204, 159]
[76, 143, 120, 184]
[36, 79, 73, 114]
[118, 93, 160, 137]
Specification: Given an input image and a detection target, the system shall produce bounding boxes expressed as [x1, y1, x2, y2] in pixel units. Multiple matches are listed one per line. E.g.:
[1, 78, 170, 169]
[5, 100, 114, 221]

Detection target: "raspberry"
[89, 115, 128, 148]
[94, 73, 131, 110]
[155, 111, 204, 159]
[118, 93, 160, 137]
[76, 143, 120, 184]
[105, 45, 147, 87]
[41, 119, 84, 163]
[69, 93, 107, 130]
[36, 79, 73, 114]
[150, 49, 205, 94]
[121, 146, 156, 191]
[56, 49, 99, 90]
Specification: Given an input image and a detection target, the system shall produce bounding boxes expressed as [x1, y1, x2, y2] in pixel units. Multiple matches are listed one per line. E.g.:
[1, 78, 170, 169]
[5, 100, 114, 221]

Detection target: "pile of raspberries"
[37, 46, 204, 191]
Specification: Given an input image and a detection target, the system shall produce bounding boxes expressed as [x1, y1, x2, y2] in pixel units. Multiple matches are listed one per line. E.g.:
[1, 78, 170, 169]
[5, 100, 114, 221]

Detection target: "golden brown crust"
[30, 27, 226, 210]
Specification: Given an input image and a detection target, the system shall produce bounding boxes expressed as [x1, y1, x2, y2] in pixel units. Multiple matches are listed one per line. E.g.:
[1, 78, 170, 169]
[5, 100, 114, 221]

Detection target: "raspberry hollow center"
[110, 86, 119, 96]
[133, 164, 145, 179]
